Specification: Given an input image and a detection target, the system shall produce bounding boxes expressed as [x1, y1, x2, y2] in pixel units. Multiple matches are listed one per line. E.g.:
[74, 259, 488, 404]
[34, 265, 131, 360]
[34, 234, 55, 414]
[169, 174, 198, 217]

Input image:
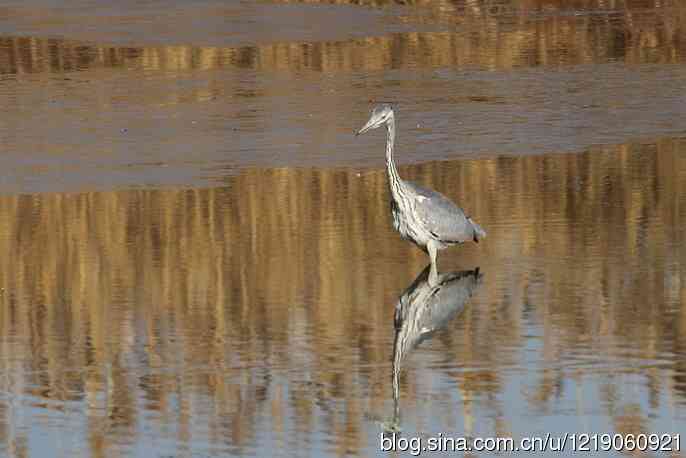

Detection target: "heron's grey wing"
[406, 182, 476, 243]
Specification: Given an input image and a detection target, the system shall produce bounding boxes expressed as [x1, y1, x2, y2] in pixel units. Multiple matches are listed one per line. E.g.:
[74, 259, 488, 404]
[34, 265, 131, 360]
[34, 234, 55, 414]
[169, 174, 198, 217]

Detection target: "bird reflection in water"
[383, 264, 483, 434]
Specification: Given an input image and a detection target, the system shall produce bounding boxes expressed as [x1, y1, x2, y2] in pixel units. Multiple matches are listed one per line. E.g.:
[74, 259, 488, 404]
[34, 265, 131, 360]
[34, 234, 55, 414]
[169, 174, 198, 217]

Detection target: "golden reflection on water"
[0, 0, 684, 76]
[0, 137, 685, 456]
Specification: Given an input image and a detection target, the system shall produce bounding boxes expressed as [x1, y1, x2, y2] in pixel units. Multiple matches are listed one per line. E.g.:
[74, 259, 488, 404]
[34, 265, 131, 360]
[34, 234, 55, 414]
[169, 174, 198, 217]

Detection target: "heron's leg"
[427, 241, 439, 286]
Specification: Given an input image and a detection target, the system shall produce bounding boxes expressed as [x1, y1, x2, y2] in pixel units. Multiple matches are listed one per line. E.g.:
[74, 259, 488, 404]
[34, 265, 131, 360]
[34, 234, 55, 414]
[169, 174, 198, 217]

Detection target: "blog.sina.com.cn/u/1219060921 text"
[380, 432, 681, 455]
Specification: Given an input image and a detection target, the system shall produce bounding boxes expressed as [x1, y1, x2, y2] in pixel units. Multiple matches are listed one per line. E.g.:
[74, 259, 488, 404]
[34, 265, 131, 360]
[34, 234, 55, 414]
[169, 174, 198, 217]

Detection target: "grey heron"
[356, 105, 486, 284]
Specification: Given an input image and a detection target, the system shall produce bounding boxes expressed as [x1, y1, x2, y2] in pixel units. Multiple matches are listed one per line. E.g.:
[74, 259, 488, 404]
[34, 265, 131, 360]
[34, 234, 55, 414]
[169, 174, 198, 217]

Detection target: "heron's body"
[357, 105, 485, 282]
[390, 180, 478, 250]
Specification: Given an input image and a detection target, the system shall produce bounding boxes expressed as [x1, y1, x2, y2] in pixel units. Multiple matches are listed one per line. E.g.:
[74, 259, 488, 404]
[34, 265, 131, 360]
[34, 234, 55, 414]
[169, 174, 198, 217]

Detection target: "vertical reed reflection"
[0, 1, 684, 76]
[0, 137, 685, 456]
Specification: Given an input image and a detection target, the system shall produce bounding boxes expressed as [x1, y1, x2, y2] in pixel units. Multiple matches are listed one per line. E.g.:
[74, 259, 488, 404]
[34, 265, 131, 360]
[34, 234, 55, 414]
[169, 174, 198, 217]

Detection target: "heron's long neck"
[386, 116, 404, 197]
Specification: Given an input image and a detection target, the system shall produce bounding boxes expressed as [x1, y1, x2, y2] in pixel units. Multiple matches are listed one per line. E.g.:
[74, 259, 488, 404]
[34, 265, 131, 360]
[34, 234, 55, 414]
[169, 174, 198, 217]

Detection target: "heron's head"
[356, 104, 394, 136]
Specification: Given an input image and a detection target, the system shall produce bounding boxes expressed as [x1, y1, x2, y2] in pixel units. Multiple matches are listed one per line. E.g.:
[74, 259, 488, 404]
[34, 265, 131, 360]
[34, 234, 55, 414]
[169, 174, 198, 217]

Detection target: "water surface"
[1, 0, 685, 192]
[0, 1, 685, 457]
[2, 138, 685, 457]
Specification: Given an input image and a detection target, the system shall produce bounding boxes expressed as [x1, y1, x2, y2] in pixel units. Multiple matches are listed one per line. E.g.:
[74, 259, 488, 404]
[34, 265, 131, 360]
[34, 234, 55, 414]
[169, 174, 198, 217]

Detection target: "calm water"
[1, 1, 685, 457]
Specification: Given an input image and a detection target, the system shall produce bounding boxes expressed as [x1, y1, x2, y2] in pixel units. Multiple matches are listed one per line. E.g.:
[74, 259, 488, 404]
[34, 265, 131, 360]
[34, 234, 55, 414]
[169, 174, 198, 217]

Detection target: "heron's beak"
[355, 120, 375, 136]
